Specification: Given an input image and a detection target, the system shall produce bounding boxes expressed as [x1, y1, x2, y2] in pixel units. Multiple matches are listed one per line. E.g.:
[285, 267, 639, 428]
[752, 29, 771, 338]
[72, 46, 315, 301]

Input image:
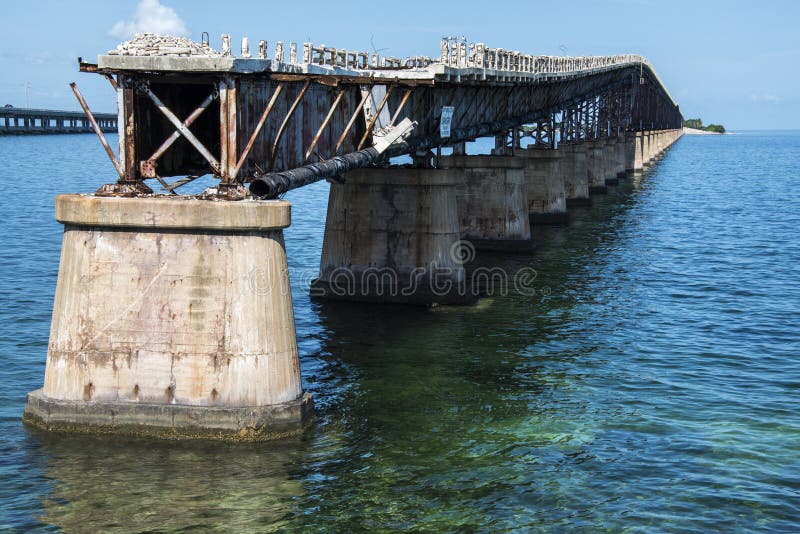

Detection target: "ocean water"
[0, 132, 798, 532]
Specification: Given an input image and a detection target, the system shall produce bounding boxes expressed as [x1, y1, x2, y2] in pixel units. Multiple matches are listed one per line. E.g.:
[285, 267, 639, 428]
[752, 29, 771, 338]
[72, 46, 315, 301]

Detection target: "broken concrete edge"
[23, 389, 314, 443]
[54, 194, 291, 231]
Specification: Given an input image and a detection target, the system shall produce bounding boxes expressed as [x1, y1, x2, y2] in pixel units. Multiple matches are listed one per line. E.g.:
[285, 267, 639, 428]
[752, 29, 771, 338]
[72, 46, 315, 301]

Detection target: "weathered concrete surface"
[587, 140, 608, 194]
[602, 138, 620, 186]
[559, 142, 592, 207]
[519, 148, 568, 225]
[629, 129, 683, 170]
[614, 137, 627, 178]
[313, 167, 473, 305]
[24, 389, 313, 441]
[629, 132, 643, 171]
[643, 131, 653, 165]
[439, 155, 533, 252]
[23, 195, 311, 441]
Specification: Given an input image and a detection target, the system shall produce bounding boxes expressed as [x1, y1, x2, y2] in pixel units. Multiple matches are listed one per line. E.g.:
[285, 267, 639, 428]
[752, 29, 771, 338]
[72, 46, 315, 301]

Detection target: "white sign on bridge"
[440, 106, 454, 138]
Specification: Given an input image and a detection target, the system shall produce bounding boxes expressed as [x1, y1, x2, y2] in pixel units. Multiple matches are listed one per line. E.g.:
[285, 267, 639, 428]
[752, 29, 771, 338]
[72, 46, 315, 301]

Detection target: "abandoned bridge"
[24, 33, 683, 441]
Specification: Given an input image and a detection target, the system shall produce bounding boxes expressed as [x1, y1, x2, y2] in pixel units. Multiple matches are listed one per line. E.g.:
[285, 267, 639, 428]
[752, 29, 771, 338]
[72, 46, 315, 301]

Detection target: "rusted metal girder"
[80, 44, 682, 197]
[270, 79, 310, 168]
[146, 91, 217, 168]
[233, 83, 284, 178]
[69, 82, 124, 179]
[139, 83, 221, 174]
[304, 88, 345, 162]
[357, 85, 394, 150]
[335, 86, 373, 154]
[248, 103, 560, 198]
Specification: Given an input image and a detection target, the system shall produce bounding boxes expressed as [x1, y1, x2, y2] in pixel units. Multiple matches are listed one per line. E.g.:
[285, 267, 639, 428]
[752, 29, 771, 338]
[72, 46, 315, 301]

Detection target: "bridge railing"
[293, 40, 650, 78]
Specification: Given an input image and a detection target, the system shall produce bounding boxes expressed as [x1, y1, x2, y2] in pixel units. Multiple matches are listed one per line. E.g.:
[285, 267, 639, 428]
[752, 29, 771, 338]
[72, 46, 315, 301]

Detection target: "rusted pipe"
[69, 82, 124, 178]
[250, 146, 380, 199]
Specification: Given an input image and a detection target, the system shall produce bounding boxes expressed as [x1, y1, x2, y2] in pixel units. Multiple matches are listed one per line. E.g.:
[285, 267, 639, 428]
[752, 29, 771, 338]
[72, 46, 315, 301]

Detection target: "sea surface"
[0, 131, 798, 532]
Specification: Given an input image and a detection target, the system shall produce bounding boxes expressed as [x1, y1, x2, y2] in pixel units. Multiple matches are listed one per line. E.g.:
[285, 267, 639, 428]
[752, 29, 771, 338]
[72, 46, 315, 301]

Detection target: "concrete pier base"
[643, 132, 653, 165]
[587, 140, 608, 194]
[603, 138, 620, 186]
[560, 142, 592, 207]
[312, 167, 473, 305]
[629, 132, 643, 171]
[520, 148, 569, 225]
[439, 155, 533, 253]
[23, 195, 312, 441]
[613, 137, 627, 178]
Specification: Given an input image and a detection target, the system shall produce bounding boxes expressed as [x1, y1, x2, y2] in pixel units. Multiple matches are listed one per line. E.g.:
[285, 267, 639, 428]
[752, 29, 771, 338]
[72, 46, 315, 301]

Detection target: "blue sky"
[0, 0, 797, 130]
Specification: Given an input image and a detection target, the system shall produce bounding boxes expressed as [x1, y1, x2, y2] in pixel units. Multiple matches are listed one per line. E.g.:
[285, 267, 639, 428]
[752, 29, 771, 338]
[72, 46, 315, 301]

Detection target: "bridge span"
[23, 34, 683, 441]
[0, 107, 117, 135]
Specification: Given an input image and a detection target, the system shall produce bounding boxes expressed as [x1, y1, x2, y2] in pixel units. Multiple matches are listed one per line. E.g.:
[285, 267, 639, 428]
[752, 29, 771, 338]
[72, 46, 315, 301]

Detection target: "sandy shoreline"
[683, 127, 724, 135]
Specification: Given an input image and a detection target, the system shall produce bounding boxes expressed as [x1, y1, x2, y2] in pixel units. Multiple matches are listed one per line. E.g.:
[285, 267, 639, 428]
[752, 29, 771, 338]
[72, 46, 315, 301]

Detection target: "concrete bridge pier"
[438, 155, 533, 253]
[23, 195, 312, 441]
[643, 132, 653, 166]
[654, 132, 665, 159]
[629, 132, 644, 171]
[602, 138, 621, 186]
[613, 137, 628, 178]
[519, 148, 569, 225]
[559, 142, 591, 206]
[312, 167, 473, 305]
[587, 140, 609, 194]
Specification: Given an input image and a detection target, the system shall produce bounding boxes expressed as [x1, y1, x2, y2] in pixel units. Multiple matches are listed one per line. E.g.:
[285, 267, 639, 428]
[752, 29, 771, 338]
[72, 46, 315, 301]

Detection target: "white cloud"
[748, 93, 779, 104]
[110, 0, 189, 40]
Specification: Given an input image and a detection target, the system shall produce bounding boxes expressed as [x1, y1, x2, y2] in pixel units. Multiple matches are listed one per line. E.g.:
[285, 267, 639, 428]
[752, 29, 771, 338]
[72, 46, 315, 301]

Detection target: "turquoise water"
[1, 132, 798, 531]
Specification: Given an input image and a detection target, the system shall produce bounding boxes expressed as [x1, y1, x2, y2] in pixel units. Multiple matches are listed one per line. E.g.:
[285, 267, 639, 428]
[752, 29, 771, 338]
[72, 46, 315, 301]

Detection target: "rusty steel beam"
[304, 88, 345, 162]
[225, 77, 238, 180]
[147, 91, 217, 163]
[357, 85, 394, 150]
[334, 85, 373, 154]
[248, 104, 558, 199]
[69, 82, 124, 179]
[389, 88, 413, 126]
[103, 73, 118, 91]
[270, 79, 310, 167]
[233, 83, 284, 178]
[140, 84, 221, 174]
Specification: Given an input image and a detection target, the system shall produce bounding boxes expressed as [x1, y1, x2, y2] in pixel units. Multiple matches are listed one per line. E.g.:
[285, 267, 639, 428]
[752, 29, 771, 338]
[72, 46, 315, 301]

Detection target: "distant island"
[683, 118, 725, 134]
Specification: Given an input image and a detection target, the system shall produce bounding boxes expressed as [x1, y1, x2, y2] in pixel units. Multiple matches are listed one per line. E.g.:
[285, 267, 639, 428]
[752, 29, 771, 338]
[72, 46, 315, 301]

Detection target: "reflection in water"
[34, 431, 305, 532]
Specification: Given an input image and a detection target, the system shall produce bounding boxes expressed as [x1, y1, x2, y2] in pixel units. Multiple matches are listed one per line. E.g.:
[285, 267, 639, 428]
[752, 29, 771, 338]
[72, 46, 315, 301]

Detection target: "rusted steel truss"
[76, 57, 680, 198]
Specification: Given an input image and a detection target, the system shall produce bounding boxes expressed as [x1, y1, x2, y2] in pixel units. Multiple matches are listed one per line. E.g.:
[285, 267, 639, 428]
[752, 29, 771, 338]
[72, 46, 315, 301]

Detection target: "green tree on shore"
[683, 118, 725, 133]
